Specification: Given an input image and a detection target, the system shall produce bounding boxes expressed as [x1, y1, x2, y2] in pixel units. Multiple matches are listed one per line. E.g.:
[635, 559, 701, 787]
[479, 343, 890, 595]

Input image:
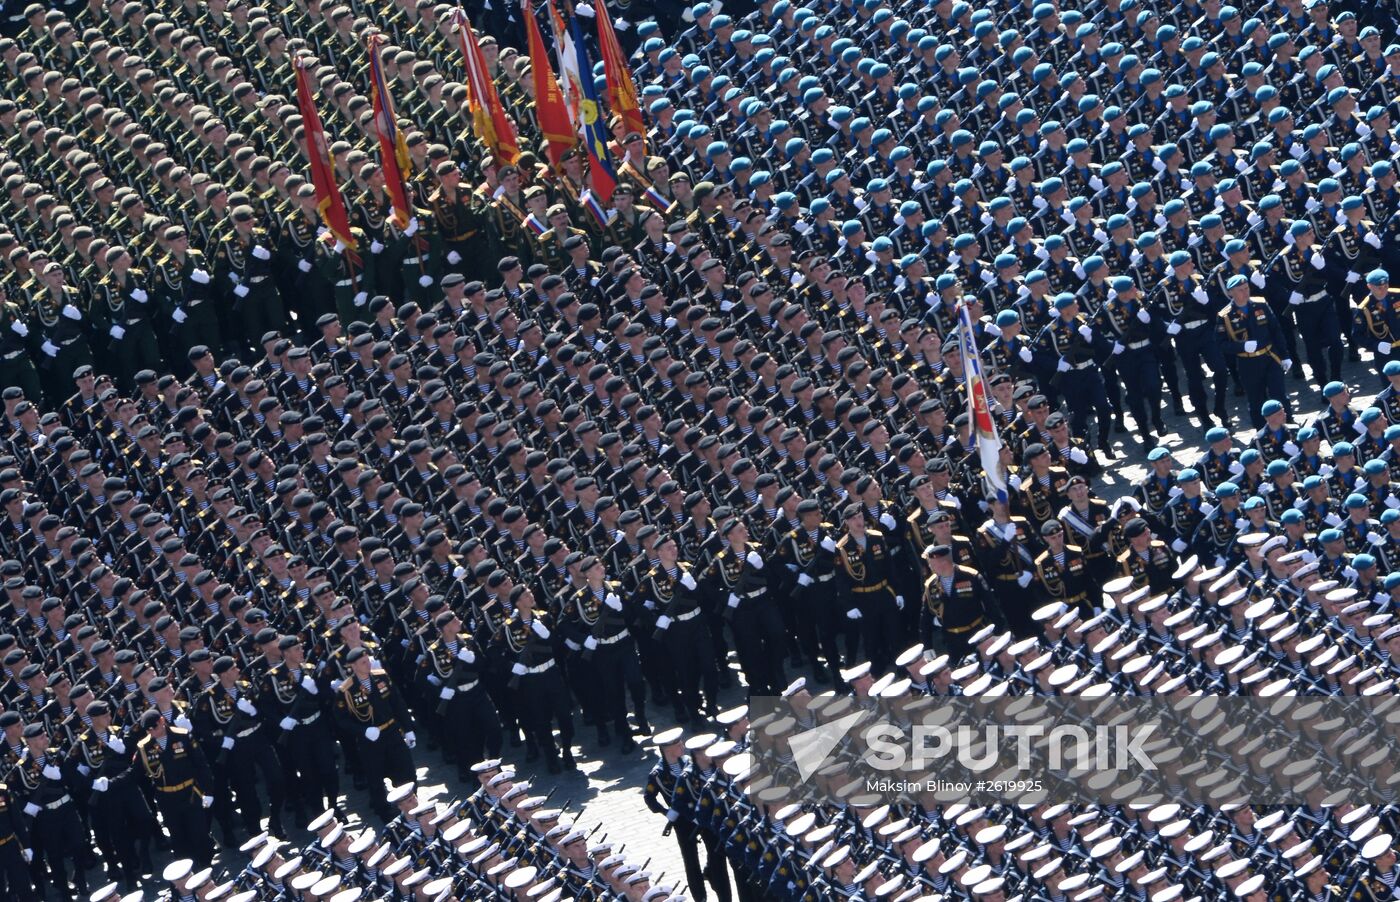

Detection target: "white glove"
[1344, 566, 1359, 580]
[1136, 308, 1151, 323]
[1171, 538, 1188, 553]
[1077, 324, 1093, 341]
[221, 737, 235, 750]
[616, 16, 630, 28]
[820, 536, 837, 552]
[1310, 252, 1326, 270]
[447, 250, 462, 264]
[301, 676, 319, 694]
[279, 716, 298, 731]
[105, 737, 126, 754]
[797, 573, 814, 587]
[746, 551, 763, 569]
[1325, 513, 1343, 527]
[1018, 345, 1033, 362]
[456, 648, 476, 664]
[530, 620, 551, 639]
[92, 776, 110, 793]
[439, 687, 455, 700]
[332, 240, 346, 254]
[418, 274, 434, 287]
[656, 615, 673, 630]
[1069, 448, 1089, 464]
[130, 288, 148, 303]
[583, 636, 599, 651]
[172, 307, 188, 323]
[1057, 358, 1071, 373]
[1288, 291, 1305, 306]
[298, 259, 313, 272]
[369, 240, 384, 255]
[404, 731, 416, 748]
[201, 795, 214, 809]
[364, 726, 381, 741]
[1112, 341, 1125, 356]
[604, 592, 623, 611]
[40, 340, 59, 357]
[8, 320, 26, 336]
[1282, 358, 1293, 373]
[1284, 441, 1300, 456]
[511, 663, 528, 676]
[1017, 571, 1034, 587]
[879, 512, 897, 529]
[1320, 465, 1336, 479]
[664, 316, 678, 328]
[985, 322, 1002, 338]
[1388, 497, 1400, 510]
[1250, 272, 1265, 288]
[405, 218, 419, 237]
[1094, 228, 1109, 243]
[252, 245, 272, 260]
[233, 284, 250, 298]
[1382, 342, 1394, 355]
[679, 572, 697, 591]
[1347, 271, 1361, 284]
[1244, 340, 1258, 353]
[1368, 531, 1384, 545]
[1192, 287, 1209, 304]
[720, 299, 734, 312]
[191, 267, 211, 283]
[895, 594, 905, 610]
[1366, 232, 1382, 249]
[60, 303, 82, 320]
[236, 698, 257, 716]
[727, 592, 741, 608]
[846, 608, 862, 620]
[353, 291, 368, 306]
[228, 272, 240, 284]
[175, 716, 193, 731]
[77, 764, 89, 777]
[1008, 474, 1022, 492]
[1002, 522, 1018, 541]
[23, 803, 39, 817]
[42, 764, 61, 781]
[109, 325, 125, 340]
[1167, 322, 1182, 335]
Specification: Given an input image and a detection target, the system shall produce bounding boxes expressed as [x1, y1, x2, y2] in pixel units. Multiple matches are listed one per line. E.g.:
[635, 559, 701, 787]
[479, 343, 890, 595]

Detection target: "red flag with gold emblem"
[293, 59, 356, 250]
[594, 0, 646, 147]
[364, 32, 414, 229]
[454, 6, 523, 166]
[523, 0, 577, 169]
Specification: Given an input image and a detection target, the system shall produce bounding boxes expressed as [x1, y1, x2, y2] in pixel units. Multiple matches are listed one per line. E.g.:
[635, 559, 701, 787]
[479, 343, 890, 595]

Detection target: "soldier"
[332, 646, 416, 821]
[429, 161, 486, 281]
[495, 585, 574, 774]
[834, 502, 902, 675]
[8, 722, 87, 896]
[418, 610, 501, 781]
[29, 261, 93, 406]
[194, 654, 287, 839]
[69, 699, 151, 890]
[155, 225, 222, 371]
[92, 245, 160, 390]
[1269, 219, 1342, 387]
[1216, 274, 1291, 429]
[643, 728, 709, 902]
[701, 519, 786, 698]
[562, 556, 648, 753]
[921, 543, 996, 660]
[258, 635, 339, 822]
[1034, 293, 1112, 454]
[0, 774, 31, 900]
[134, 709, 214, 867]
[0, 283, 39, 403]
[215, 205, 283, 353]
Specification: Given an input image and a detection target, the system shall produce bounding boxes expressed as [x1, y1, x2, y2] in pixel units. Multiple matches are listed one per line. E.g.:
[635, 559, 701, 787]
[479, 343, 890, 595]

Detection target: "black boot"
[1171, 396, 1186, 416]
[596, 725, 611, 747]
[1153, 418, 1167, 435]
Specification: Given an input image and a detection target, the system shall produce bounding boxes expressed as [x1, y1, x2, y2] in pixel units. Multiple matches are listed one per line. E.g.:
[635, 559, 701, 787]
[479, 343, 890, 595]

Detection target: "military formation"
[0, 0, 1399, 895]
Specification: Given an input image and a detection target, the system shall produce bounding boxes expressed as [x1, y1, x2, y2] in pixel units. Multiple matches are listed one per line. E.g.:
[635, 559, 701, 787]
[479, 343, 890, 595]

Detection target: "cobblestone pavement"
[123, 352, 1379, 899]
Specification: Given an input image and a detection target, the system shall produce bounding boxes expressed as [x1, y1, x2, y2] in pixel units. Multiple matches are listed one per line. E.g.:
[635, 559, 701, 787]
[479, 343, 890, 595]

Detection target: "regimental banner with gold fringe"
[293, 58, 357, 252]
[454, 6, 523, 167]
[364, 31, 414, 229]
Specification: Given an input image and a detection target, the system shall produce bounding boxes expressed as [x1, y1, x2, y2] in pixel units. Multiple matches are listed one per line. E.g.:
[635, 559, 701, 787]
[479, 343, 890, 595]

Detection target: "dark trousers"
[515, 671, 575, 761]
[672, 822, 709, 902]
[156, 790, 212, 867]
[0, 839, 34, 900]
[89, 777, 152, 884]
[586, 642, 648, 736]
[1236, 355, 1289, 428]
[854, 594, 902, 676]
[729, 603, 788, 696]
[1294, 299, 1344, 384]
[1175, 329, 1228, 419]
[282, 721, 340, 814]
[357, 729, 416, 820]
[1115, 347, 1163, 433]
[33, 805, 88, 894]
[226, 737, 287, 835]
[1058, 367, 1111, 442]
[441, 685, 503, 776]
[700, 830, 734, 902]
[661, 618, 720, 719]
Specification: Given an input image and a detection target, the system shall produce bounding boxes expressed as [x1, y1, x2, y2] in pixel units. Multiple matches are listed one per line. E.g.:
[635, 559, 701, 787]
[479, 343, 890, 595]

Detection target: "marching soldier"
[332, 646, 417, 821]
[134, 709, 214, 867]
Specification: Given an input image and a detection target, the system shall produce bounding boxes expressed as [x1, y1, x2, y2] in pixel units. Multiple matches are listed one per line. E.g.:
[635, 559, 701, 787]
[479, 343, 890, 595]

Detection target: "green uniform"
[157, 249, 223, 368]
[31, 286, 94, 406]
[215, 226, 284, 351]
[92, 268, 161, 390]
[0, 300, 40, 402]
